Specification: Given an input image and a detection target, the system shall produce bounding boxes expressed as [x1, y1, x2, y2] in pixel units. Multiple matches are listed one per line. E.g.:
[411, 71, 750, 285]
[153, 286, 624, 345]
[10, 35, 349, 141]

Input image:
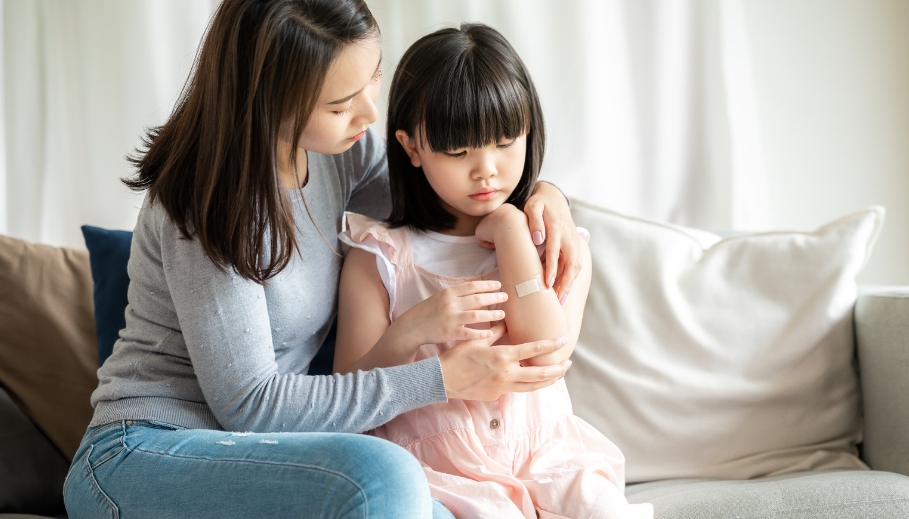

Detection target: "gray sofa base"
[626, 469, 909, 518]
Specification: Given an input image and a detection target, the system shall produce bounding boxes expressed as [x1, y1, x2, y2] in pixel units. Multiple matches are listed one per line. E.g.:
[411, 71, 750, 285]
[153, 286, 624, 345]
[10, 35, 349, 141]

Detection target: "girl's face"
[396, 129, 527, 231]
[293, 37, 382, 154]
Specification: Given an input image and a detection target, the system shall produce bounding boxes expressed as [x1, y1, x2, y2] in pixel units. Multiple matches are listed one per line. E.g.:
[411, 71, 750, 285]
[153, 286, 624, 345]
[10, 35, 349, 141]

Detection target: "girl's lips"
[469, 190, 498, 201]
[350, 131, 366, 141]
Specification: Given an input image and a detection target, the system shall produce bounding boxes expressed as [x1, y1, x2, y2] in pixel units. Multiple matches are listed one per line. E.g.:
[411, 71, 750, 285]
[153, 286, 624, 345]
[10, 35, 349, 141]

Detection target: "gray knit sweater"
[89, 128, 448, 432]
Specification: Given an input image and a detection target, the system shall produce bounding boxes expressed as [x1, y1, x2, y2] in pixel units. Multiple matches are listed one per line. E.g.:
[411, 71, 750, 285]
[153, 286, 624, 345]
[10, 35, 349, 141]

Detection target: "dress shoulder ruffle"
[341, 212, 412, 267]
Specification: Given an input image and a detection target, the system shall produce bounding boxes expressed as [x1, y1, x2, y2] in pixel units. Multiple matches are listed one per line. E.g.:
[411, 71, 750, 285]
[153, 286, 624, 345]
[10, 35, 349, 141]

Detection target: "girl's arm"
[335, 248, 507, 374]
[336, 239, 575, 401]
[334, 247, 407, 373]
[476, 203, 592, 366]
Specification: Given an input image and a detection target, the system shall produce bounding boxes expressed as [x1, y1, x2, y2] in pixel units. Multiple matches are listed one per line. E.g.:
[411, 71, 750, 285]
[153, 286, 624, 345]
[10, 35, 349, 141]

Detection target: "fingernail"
[548, 276, 556, 288]
[561, 336, 569, 345]
[496, 311, 505, 319]
[566, 360, 572, 368]
[559, 293, 567, 305]
[532, 230, 543, 245]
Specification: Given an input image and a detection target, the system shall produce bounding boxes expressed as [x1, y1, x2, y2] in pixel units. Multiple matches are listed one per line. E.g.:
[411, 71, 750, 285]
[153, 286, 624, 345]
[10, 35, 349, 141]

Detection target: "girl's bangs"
[417, 58, 531, 152]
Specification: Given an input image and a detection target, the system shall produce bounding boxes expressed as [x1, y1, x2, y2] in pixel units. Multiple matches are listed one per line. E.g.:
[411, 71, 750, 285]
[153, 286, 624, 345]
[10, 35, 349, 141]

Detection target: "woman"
[63, 1, 581, 517]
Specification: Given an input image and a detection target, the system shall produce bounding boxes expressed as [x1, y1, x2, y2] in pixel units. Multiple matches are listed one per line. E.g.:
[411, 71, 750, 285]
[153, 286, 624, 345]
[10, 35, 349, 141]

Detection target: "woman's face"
[296, 37, 382, 155]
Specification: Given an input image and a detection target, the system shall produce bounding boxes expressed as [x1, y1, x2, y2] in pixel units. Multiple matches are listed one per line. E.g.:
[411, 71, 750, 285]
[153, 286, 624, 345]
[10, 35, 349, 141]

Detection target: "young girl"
[336, 24, 653, 519]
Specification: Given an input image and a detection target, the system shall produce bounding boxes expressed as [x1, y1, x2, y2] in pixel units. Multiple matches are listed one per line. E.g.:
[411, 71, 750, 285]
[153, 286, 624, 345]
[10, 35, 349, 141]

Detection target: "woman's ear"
[395, 129, 421, 168]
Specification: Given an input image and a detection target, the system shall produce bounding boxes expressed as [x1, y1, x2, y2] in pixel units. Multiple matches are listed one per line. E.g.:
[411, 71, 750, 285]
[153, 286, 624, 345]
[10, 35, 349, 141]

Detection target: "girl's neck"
[437, 201, 485, 237]
[277, 140, 309, 189]
[441, 217, 482, 237]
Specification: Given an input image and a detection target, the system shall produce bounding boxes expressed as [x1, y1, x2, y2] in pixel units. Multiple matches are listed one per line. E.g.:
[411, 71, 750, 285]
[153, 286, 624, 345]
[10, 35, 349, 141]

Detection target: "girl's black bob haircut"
[385, 23, 545, 232]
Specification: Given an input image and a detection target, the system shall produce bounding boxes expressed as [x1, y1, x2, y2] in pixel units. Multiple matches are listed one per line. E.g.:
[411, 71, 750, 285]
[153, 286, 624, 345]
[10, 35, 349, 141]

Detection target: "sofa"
[1, 199, 908, 518]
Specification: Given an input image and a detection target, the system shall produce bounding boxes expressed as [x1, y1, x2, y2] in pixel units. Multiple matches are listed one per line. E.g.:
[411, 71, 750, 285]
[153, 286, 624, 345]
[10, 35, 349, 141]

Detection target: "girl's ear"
[395, 129, 421, 168]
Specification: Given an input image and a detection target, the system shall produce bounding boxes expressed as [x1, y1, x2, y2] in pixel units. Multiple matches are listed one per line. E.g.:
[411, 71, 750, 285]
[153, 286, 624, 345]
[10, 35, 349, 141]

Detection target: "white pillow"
[565, 200, 884, 482]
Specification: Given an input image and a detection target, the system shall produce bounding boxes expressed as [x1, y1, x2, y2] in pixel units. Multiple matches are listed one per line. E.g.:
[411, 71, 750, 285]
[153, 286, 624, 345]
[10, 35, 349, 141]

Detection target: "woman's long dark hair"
[123, 0, 378, 284]
[385, 23, 546, 232]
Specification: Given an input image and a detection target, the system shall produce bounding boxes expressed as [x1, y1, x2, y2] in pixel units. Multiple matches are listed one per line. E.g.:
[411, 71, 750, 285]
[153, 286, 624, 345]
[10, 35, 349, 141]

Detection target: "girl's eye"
[333, 105, 354, 117]
[372, 68, 383, 81]
[497, 139, 516, 149]
[443, 150, 467, 158]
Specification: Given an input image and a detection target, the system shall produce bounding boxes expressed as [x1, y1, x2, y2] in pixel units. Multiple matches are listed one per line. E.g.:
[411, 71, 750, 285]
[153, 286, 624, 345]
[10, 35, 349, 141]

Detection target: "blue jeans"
[64, 420, 454, 519]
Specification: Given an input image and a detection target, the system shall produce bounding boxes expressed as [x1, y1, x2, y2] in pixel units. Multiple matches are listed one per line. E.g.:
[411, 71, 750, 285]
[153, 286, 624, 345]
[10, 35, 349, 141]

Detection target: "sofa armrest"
[855, 285, 909, 476]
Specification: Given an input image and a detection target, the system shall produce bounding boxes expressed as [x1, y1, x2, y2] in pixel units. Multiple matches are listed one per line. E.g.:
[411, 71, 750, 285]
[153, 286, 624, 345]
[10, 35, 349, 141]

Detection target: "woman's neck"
[277, 141, 309, 189]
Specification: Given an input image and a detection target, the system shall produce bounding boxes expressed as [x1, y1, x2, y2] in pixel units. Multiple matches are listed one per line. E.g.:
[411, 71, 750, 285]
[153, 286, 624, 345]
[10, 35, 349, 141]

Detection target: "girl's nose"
[471, 153, 497, 180]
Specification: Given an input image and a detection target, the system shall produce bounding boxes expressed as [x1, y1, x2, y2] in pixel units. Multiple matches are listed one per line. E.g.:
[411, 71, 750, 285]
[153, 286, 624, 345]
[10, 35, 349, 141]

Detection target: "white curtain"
[1, 0, 218, 248]
[370, 0, 770, 231]
[1, 0, 769, 249]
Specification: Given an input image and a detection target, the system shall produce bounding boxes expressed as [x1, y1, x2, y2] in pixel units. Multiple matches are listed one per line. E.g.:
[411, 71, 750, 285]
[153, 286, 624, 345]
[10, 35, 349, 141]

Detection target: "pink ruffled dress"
[341, 213, 653, 519]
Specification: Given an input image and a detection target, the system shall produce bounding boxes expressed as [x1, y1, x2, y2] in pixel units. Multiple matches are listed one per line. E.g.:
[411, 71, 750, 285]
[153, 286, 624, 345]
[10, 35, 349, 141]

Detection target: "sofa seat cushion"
[625, 470, 909, 518]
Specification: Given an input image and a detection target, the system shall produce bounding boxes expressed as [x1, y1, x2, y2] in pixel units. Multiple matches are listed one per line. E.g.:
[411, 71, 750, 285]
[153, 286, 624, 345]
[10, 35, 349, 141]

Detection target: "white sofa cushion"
[565, 200, 884, 481]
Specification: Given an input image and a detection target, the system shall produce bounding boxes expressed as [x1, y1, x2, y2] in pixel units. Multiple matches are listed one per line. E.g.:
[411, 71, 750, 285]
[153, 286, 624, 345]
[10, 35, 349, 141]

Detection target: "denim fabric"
[64, 421, 454, 519]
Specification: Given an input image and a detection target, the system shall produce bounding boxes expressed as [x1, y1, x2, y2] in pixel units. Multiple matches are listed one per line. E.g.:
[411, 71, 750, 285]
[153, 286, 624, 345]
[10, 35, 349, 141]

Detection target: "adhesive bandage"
[515, 275, 548, 297]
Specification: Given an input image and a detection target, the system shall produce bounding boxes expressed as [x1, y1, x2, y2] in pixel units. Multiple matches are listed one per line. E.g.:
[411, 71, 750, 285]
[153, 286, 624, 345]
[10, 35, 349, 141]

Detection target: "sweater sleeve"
[156, 209, 446, 433]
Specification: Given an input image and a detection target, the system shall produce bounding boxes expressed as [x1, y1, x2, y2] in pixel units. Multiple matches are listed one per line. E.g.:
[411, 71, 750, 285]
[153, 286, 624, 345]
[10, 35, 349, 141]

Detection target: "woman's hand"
[523, 182, 581, 304]
[393, 280, 507, 348]
[438, 322, 572, 401]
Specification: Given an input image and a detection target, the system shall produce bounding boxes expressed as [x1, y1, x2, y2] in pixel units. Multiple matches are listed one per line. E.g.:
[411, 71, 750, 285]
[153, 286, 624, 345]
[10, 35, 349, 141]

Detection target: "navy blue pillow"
[80, 225, 132, 367]
[308, 317, 337, 376]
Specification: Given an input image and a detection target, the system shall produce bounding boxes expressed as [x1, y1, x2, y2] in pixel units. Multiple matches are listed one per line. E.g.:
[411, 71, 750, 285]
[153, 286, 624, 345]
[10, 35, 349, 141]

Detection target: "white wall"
[743, 0, 909, 284]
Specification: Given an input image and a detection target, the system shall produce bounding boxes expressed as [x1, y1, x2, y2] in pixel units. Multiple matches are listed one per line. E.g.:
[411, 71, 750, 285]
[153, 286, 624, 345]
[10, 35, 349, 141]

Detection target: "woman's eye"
[372, 68, 383, 81]
[333, 105, 354, 117]
[497, 139, 516, 149]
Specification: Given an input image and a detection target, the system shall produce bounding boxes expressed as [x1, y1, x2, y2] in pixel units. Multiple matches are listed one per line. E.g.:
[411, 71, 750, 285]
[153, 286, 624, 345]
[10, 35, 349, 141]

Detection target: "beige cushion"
[0, 235, 98, 461]
[566, 201, 883, 481]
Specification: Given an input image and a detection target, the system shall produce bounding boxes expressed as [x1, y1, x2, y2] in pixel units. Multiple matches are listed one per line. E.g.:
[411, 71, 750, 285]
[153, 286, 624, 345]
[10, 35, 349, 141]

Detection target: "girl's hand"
[439, 322, 572, 401]
[475, 203, 524, 249]
[524, 182, 581, 304]
[394, 280, 508, 348]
